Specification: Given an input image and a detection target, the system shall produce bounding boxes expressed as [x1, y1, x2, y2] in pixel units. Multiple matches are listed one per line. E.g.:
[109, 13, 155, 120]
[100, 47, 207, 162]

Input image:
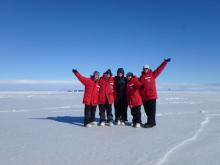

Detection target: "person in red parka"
[139, 58, 171, 128]
[98, 69, 114, 126]
[126, 72, 143, 128]
[72, 69, 100, 127]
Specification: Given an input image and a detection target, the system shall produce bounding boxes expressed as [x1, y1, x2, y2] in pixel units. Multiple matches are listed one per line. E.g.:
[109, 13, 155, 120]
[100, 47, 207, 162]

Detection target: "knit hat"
[93, 70, 100, 76]
[117, 68, 124, 75]
[143, 64, 150, 69]
[105, 69, 112, 76]
[126, 72, 133, 77]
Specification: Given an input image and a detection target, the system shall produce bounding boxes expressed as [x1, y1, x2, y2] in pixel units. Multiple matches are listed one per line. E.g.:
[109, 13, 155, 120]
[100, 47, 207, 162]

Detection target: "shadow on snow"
[31, 116, 98, 127]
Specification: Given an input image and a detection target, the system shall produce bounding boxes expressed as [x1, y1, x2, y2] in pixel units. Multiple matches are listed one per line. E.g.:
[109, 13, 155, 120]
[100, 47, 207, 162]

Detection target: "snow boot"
[121, 121, 125, 126]
[85, 124, 92, 128]
[135, 123, 141, 128]
[90, 122, 97, 126]
[99, 122, 105, 126]
[144, 123, 156, 128]
[116, 121, 121, 126]
[107, 122, 113, 127]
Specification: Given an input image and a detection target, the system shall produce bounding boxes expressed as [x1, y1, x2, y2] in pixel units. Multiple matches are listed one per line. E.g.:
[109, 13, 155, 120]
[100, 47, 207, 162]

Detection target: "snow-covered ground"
[0, 91, 220, 165]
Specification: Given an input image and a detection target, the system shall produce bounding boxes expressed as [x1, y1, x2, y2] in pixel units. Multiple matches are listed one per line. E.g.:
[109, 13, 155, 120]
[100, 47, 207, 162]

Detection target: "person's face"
[144, 68, 149, 73]
[127, 76, 132, 80]
[117, 73, 123, 78]
[94, 74, 99, 80]
[106, 74, 111, 79]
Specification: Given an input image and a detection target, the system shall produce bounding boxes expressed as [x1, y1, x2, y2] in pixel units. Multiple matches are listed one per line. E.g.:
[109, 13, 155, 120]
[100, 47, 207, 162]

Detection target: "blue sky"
[0, 0, 220, 83]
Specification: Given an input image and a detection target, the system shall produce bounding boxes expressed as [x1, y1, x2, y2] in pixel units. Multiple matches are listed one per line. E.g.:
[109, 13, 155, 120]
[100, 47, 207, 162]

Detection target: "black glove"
[164, 58, 171, 62]
[72, 69, 77, 73]
[131, 85, 136, 90]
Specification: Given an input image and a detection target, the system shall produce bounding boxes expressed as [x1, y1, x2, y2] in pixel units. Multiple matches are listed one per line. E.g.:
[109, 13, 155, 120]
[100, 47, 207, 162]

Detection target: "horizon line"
[0, 80, 219, 85]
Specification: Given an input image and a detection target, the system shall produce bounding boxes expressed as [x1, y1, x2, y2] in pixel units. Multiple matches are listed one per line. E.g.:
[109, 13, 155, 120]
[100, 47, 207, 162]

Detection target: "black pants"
[99, 103, 113, 123]
[114, 99, 128, 122]
[131, 106, 142, 124]
[143, 100, 156, 125]
[84, 105, 97, 126]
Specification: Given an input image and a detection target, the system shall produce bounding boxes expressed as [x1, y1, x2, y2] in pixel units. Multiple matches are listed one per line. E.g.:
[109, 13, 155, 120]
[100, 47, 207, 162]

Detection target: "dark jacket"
[114, 76, 127, 101]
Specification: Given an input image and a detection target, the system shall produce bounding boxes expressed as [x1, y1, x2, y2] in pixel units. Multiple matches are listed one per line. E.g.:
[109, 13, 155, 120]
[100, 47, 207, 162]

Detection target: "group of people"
[72, 58, 171, 128]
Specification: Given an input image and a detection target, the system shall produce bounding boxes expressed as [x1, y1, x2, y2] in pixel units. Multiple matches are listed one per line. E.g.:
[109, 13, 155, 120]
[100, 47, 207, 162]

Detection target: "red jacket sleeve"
[134, 77, 141, 89]
[153, 61, 168, 78]
[74, 71, 90, 86]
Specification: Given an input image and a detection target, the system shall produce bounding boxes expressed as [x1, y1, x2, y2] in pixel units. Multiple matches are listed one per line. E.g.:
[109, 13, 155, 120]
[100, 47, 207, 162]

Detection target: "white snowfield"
[0, 91, 220, 165]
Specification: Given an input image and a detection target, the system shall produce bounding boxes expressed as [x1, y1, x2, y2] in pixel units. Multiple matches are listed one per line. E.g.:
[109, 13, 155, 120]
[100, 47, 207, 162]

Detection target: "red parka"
[139, 61, 168, 101]
[98, 74, 115, 104]
[126, 76, 143, 108]
[74, 71, 100, 106]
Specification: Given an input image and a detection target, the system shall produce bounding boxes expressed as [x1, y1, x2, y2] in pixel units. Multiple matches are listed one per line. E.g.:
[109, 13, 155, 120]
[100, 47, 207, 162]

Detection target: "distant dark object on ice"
[69, 89, 84, 93]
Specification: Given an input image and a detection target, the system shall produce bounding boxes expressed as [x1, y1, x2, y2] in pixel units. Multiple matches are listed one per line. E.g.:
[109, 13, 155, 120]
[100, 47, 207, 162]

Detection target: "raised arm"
[153, 58, 171, 78]
[72, 69, 90, 86]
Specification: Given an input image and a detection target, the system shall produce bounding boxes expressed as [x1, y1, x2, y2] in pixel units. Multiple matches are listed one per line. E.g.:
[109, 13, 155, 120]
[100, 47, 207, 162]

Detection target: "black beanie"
[105, 69, 112, 76]
[117, 68, 124, 75]
[126, 72, 133, 77]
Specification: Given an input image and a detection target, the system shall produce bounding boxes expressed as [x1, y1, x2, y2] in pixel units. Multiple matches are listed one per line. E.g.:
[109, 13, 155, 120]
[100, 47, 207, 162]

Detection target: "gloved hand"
[140, 85, 145, 90]
[72, 69, 77, 73]
[131, 85, 136, 90]
[164, 58, 171, 62]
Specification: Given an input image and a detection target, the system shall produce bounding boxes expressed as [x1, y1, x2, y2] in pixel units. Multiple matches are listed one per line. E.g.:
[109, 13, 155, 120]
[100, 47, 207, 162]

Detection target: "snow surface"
[0, 91, 220, 165]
